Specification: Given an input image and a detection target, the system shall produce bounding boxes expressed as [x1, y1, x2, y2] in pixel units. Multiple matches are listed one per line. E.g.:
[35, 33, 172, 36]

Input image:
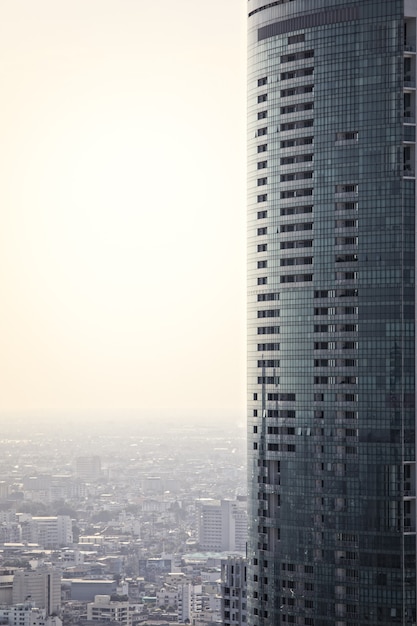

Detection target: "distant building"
[177, 584, 202, 624]
[0, 567, 18, 605]
[30, 516, 73, 548]
[69, 580, 117, 602]
[75, 457, 101, 482]
[87, 595, 131, 626]
[0, 482, 10, 500]
[0, 523, 22, 545]
[196, 499, 247, 552]
[221, 557, 247, 626]
[12, 568, 61, 615]
[0, 603, 62, 626]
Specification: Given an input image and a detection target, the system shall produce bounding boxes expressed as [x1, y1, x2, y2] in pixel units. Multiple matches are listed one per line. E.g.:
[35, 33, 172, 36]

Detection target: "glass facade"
[247, 1, 417, 625]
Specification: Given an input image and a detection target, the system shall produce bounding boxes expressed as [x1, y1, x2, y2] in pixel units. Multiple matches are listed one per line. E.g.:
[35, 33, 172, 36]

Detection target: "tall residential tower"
[247, 1, 417, 624]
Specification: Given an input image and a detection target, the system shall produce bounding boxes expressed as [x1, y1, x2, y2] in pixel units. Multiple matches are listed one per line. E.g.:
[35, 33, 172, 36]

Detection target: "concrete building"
[221, 557, 247, 626]
[247, 0, 417, 624]
[196, 499, 247, 552]
[32, 516, 72, 548]
[12, 568, 61, 615]
[68, 580, 117, 602]
[177, 584, 202, 624]
[75, 457, 101, 482]
[0, 603, 62, 626]
[0, 568, 18, 605]
[16, 515, 72, 549]
[86, 595, 131, 626]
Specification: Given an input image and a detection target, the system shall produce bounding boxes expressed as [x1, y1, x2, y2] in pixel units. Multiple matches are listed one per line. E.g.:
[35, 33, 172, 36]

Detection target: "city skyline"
[0, 0, 246, 420]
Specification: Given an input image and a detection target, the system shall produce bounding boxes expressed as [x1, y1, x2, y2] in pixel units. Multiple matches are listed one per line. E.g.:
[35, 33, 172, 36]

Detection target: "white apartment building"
[196, 499, 247, 552]
[177, 584, 202, 624]
[87, 595, 131, 626]
[156, 587, 178, 610]
[32, 516, 73, 548]
[0, 603, 62, 626]
[16, 515, 72, 549]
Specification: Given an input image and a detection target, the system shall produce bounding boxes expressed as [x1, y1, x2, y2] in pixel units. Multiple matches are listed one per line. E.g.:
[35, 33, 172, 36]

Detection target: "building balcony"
[404, 524, 416, 534]
[404, 112, 416, 123]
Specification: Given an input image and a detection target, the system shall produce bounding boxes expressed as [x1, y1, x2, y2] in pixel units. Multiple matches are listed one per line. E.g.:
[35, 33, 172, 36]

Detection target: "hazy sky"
[0, 0, 246, 421]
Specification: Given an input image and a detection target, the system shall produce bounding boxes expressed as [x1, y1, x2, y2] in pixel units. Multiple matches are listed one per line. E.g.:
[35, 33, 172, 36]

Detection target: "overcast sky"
[0, 0, 246, 423]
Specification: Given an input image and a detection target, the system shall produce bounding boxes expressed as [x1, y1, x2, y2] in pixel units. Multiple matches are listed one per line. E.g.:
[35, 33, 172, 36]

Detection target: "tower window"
[288, 33, 305, 44]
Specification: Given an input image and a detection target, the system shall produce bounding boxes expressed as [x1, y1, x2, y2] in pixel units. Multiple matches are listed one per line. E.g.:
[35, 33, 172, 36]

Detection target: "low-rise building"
[87, 595, 131, 626]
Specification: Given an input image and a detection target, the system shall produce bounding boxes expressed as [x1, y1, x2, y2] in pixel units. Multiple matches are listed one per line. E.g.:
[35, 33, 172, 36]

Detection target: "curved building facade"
[247, 1, 417, 624]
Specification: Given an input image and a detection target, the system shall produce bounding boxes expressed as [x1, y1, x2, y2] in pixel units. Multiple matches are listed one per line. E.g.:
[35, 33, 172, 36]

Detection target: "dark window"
[281, 171, 313, 182]
[335, 202, 358, 211]
[281, 205, 313, 216]
[281, 50, 314, 63]
[281, 154, 313, 165]
[281, 102, 313, 114]
[281, 273, 313, 283]
[281, 256, 313, 266]
[288, 33, 305, 44]
[281, 84, 313, 98]
[281, 188, 313, 199]
[281, 119, 313, 131]
[281, 239, 312, 249]
[258, 292, 279, 301]
[258, 309, 280, 318]
[281, 67, 314, 80]
[258, 376, 279, 384]
[258, 343, 280, 351]
[257, 326, 280, 334]
[258, 359, 280, 367]
[281, 136, 313, 148]
[335, 184, 357, 193]
[281, 222, 313, 232]
[336, 131, 358, 141]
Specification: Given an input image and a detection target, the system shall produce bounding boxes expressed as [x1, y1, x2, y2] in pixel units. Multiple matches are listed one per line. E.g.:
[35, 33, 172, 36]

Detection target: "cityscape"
[0, 0, 417, 625]
[0, 416, 246, 626]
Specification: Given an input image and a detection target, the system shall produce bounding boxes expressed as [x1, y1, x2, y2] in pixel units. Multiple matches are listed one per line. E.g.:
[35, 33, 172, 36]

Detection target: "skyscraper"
[247, 1, 416, 624]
